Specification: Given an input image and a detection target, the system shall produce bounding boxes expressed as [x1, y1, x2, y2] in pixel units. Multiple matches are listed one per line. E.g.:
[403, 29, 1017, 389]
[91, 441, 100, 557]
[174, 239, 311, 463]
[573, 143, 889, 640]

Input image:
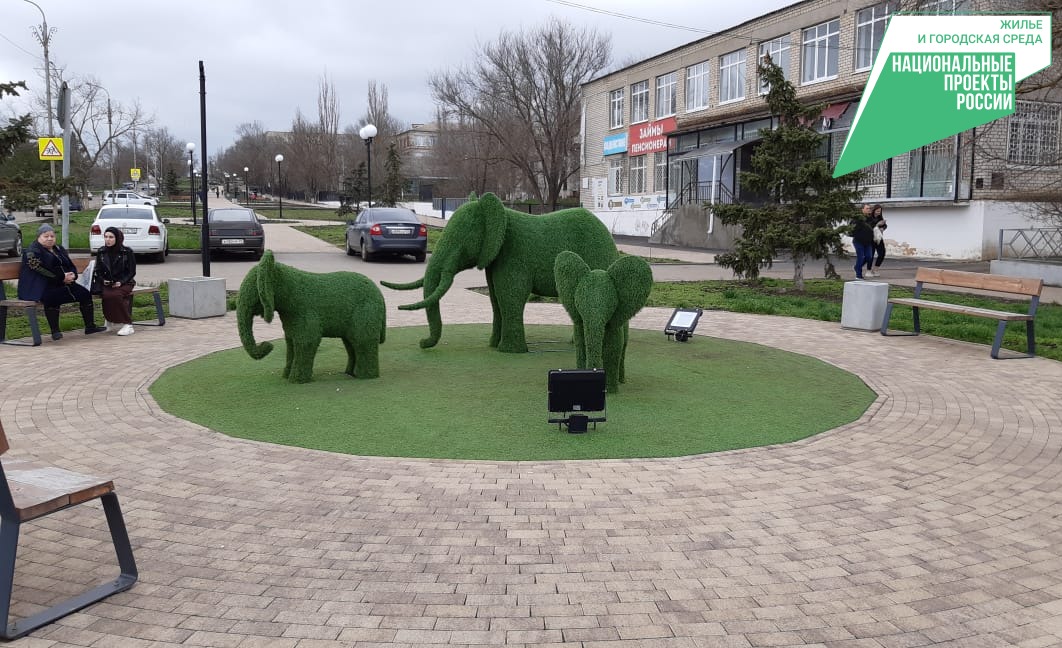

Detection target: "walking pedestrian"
[864, 204, 887, 277]
[851, 205, 876, 280]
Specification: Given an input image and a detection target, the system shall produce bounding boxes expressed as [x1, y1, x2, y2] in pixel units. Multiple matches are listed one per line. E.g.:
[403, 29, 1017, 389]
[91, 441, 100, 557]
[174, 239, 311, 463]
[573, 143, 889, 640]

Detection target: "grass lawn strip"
[149, 324, 875, 461]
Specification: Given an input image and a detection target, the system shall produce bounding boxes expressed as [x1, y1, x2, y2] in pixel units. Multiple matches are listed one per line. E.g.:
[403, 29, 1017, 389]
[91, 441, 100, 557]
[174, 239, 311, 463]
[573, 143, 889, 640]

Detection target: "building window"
[686, 62, 710, 112]
[719, 49, 747, 103]
[655, 72, 677, 118]
[629, 155, 647, 193]
[631, 81, 649, 123]
[758, 36, 791, 94]
[654, 153, 667, 192]
[802, 19, 839, 84]
[1008, 100, 1062, 165]
[609, 89, 624, 129]
[608, 157, 624, 195]
[916, 0, 968, 14]
[856, 2, 894, 71]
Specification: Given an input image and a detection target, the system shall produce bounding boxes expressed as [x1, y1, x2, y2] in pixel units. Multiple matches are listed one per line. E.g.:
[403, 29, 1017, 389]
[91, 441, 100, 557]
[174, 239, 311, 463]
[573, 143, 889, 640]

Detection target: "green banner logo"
[834, 14, 1052, 178]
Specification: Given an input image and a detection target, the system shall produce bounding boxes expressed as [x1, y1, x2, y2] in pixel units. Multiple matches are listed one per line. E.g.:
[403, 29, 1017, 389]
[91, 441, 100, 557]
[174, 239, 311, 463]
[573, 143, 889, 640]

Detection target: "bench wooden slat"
[914, 268, 1043, 296]
[3, 458, 114, 521]
[887, 298, 1033, 321]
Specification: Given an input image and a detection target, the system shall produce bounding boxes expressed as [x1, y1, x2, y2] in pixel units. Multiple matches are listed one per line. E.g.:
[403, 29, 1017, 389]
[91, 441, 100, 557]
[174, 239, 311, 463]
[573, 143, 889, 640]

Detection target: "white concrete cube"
[841, 280, 889, 331]
[169, 276, 227, 319]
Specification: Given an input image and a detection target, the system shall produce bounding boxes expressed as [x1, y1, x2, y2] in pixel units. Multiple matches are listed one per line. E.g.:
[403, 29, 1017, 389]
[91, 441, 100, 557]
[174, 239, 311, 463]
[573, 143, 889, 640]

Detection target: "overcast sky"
[2, 0, 793, 156]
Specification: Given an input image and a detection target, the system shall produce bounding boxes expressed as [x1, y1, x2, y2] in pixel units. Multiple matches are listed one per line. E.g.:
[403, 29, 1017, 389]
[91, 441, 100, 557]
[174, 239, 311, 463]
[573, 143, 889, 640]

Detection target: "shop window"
[629, 155, 647, 193]
[608, 157, 624, 195]
[1008, 100, 1061, 166]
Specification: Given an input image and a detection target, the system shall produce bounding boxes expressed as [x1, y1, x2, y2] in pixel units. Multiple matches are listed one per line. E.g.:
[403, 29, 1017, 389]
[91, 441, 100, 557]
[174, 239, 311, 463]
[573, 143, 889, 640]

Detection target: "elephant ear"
[607, 255, 654, 324]
[554, 251, 590, 314]
[476, 192, 508, 269]
[258, 250, 277, 323]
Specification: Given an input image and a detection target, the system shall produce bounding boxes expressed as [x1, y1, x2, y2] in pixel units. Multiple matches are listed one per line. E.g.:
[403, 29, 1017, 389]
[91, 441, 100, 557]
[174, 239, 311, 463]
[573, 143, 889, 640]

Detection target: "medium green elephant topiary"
[237, 251, 386, 383]
[554, 251, 653, 393]
[382, 193, 619, 353]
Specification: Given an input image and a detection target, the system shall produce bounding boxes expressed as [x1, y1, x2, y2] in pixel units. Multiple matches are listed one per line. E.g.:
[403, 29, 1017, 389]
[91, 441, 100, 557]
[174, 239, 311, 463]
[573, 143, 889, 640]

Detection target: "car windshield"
[99, 208, 154, 220]
[210, 209, 255, 222]
[367, 209, 418, 223]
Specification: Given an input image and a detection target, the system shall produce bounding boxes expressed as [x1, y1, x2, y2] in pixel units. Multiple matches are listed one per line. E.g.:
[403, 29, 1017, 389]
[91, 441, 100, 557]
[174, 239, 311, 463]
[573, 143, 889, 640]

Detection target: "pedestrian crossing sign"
[38, 138, 64, 160]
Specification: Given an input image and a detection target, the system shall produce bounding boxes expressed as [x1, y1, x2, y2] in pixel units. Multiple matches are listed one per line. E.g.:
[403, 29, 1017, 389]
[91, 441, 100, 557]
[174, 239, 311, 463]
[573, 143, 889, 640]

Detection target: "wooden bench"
[0, 259, 165, 346]
[880, 268, 1043, 359]
[0, 419, 137, 639]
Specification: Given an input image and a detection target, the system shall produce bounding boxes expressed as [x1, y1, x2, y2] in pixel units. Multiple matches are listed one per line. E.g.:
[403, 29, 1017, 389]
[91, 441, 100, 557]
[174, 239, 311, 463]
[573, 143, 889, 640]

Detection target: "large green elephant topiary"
[554, 251, 653, 393]
[381, 193, 619, 353]
[237, 251, 386, 383]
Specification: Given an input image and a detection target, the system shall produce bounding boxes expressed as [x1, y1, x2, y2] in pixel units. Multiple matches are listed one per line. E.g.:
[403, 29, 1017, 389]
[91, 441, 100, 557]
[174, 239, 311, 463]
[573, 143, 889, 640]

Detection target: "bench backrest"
[0, 420, 7, 455]
[0, 258, 91, 283]
[914, 268, 1043, 297]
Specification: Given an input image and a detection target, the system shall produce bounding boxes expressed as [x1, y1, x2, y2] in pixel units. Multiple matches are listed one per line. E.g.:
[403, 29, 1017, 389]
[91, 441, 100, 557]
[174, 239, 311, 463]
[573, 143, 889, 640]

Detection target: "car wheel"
[345, 235, 356, 256]
[8, 236, 22, 258]
[361, 239, 373, 261]
[414, 251, 426, 263]
[155, 250, 166, 263]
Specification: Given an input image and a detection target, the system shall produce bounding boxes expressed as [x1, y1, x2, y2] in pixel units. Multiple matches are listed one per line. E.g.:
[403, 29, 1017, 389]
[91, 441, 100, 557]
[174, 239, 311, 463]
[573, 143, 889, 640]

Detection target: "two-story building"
[580, 0, 1060, 259]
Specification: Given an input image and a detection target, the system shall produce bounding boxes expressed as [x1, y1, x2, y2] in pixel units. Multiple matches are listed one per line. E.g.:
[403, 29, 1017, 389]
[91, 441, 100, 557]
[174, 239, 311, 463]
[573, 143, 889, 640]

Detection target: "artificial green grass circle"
[149, 324, 875, 461]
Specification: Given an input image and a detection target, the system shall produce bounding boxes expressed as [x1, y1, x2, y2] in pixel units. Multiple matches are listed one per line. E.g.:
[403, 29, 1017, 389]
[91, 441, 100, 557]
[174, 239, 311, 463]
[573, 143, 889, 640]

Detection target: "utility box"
[169, 276, 227, 319]
[841, 280, 889, 331]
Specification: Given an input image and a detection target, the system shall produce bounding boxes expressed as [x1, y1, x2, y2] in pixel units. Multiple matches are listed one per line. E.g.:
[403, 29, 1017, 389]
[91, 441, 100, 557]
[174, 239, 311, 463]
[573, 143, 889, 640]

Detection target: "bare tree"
[317, 75, 341, 197]
[141, 126, 183, 195]
[430, 18, 610, 209]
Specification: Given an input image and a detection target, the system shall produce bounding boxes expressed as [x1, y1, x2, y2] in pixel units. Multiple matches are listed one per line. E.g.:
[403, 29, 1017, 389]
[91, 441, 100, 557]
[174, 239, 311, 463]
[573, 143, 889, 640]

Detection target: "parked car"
[207, 207, 264, 259]
[0, 212, 21, 257]
[89, 204, 169, 262]
[102, 190, 158, 206]
[345, 207, 427, 262]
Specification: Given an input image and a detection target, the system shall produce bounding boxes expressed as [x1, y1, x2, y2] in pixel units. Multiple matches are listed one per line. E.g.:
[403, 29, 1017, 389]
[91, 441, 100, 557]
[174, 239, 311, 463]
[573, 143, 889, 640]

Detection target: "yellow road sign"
[38, 138, 64, 160]
[131, 168, 142, 181]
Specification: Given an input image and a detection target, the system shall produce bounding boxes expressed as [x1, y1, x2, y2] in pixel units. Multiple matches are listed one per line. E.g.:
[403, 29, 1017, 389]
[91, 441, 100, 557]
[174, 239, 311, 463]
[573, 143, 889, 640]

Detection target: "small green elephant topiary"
[554, 251, 653, 393]
[237, 251, 386, 383]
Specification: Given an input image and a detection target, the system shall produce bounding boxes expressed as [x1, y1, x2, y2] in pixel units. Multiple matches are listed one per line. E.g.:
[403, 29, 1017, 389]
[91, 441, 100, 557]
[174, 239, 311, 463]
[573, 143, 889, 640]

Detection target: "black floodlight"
[665, 307, 703, 342]
[547, 369, 606, 433]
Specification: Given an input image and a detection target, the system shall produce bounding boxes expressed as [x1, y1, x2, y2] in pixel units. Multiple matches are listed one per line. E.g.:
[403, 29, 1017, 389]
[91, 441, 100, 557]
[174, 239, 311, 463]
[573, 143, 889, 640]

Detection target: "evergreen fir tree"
[714, 58, 864, 290]
[381, 142, 403, 207]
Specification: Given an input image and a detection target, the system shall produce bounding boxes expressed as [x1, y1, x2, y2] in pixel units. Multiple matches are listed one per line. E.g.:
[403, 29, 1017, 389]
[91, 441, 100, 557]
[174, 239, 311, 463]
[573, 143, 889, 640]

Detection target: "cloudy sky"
[2, 0, 794, 155]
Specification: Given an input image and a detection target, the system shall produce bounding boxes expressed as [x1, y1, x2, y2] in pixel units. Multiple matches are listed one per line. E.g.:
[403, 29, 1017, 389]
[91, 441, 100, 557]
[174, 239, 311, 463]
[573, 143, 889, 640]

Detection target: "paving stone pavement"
[2, 281, 1062, 648]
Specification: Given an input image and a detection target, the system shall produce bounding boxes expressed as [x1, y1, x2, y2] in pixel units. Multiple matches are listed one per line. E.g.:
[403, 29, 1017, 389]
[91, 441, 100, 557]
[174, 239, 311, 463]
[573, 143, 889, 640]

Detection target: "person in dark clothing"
[18, 224, 107, 340]
[864, 204, 887, 277]
[851, 204, 876, 280]
[93, 226, 138, 336]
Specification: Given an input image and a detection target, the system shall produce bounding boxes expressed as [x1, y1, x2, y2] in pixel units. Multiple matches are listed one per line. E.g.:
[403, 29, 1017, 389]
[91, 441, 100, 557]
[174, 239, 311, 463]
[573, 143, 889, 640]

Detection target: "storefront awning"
[671, 136, 763, 160]
[820, 102, 850, 121]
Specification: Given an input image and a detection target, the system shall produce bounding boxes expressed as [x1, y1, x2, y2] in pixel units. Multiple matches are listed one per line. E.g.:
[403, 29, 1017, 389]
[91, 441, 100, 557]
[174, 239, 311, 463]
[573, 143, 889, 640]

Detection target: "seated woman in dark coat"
[93, 226, 138, 336]
[18, 224, 107, 340]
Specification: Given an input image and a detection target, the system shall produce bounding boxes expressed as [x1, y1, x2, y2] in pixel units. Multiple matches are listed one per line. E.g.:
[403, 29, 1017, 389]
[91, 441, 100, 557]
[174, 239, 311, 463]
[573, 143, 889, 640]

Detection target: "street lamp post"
[186, 142, 197, 225]
[359, 124, 377, 209]
[275, 154, 284, 219]
[244, 166, 250, 205]
[25, 0, 57, 215]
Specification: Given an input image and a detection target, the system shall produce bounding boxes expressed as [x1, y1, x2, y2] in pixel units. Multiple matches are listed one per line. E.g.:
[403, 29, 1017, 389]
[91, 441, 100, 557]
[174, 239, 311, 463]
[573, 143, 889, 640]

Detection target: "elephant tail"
[381, 277, 423, 291]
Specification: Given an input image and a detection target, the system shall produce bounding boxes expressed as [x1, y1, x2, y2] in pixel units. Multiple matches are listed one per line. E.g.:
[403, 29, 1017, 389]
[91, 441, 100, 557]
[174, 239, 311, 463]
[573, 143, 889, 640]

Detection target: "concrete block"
[841, 280, 889, 331]
[169, 276, 227, 319]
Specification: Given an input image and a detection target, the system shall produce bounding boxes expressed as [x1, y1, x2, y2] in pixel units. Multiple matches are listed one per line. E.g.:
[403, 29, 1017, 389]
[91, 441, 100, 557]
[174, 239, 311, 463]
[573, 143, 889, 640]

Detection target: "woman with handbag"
[17, 224, 107, 341]
[93, 226, 138, 336]
[864, 204, 887, 278]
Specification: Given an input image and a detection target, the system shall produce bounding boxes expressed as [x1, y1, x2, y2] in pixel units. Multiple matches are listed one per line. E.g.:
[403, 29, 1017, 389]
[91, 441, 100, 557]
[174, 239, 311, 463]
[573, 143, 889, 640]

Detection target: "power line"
[544, 0, 718, 34]
[0, 30, 40, 59]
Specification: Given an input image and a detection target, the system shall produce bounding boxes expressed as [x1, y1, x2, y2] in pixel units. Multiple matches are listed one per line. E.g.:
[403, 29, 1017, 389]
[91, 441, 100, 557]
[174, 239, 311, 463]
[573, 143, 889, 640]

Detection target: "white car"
[89, 204, 169, 262]
[103, 190, 159, 206]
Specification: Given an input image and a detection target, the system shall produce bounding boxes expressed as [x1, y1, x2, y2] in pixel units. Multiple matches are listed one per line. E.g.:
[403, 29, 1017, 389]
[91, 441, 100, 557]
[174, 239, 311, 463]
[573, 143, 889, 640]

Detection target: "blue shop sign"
[603, 132, 628, 156]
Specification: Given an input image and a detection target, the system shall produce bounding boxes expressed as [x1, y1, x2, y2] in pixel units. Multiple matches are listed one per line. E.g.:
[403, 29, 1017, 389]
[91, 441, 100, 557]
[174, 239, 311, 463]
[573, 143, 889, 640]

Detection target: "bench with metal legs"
[0, 420, 137, 640]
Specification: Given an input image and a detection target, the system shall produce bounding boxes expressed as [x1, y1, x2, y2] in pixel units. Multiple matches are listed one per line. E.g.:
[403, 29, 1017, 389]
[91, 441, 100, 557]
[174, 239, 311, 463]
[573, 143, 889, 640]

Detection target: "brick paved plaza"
[2, 292, 1061, 647]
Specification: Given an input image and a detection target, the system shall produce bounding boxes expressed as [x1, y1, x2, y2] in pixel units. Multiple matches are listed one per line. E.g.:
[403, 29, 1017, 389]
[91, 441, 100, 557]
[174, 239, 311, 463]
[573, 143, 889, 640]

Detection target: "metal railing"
[998, 227, 1062, 260]
[650, 182, 735, 238]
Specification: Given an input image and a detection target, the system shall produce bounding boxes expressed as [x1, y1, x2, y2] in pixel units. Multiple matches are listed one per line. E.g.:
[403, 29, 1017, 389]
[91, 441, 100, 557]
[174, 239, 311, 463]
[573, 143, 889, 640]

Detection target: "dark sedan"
[345, 207, 427, 262]
[207, 207, 264, 259]
[0, 212, 21, 257]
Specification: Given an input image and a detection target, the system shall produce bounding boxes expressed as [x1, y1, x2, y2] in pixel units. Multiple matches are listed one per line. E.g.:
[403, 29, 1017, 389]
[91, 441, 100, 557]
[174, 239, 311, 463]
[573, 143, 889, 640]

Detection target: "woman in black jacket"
[93, 226, 138, 336]
[18, 224, 107, 340]
[851, 205, 876, 280]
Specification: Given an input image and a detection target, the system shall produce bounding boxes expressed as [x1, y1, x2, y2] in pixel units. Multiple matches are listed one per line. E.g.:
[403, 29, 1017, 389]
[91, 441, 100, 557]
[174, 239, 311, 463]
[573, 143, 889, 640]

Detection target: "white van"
[103, 190, 158, 206]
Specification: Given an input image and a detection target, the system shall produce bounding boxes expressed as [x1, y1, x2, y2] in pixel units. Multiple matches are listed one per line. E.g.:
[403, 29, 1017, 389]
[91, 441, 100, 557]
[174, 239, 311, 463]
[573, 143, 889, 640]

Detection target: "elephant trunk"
[237, 274, 274, 359]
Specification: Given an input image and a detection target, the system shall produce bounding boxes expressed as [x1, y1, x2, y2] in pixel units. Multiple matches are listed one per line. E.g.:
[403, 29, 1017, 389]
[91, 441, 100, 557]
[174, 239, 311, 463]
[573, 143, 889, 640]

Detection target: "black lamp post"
[243, 166, 250, 205]
[359, 123, 377, 209]
[186, 142, 197, 225]
[275, 154, 284, 219]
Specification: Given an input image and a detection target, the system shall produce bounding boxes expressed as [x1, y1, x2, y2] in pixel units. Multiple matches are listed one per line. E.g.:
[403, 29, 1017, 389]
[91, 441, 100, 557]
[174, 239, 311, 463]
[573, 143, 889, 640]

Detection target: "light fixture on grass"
[664, 307, 703, 342]
[547, 368, 606, 433]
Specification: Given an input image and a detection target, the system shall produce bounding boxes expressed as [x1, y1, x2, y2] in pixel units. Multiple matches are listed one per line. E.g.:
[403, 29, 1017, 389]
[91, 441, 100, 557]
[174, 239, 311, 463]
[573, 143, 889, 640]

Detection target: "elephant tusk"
[380, 278, 423, 290]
